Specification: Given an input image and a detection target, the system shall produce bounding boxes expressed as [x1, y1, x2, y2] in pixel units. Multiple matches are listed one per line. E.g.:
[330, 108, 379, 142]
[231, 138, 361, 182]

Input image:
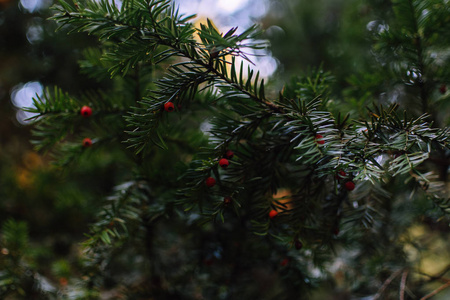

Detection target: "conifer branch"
[373, 269, 403, 300]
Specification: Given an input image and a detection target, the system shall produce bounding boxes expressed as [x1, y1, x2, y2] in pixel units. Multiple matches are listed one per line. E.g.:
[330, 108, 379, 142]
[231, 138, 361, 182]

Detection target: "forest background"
[0, 0, 449, 299]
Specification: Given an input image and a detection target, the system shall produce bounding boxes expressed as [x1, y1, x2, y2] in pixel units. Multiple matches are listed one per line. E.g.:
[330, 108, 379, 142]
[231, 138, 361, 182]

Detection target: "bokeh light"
[175, 0, 277, 78]
[10, 81, 42, 124]
[217, 0, 248, 13]
[19, 0, 52, 13]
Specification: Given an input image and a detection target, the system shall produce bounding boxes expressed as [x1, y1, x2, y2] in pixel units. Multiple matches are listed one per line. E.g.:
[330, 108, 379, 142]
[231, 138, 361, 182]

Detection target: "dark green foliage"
[0, 219, 56, 299]
[9, 0, 450, 298]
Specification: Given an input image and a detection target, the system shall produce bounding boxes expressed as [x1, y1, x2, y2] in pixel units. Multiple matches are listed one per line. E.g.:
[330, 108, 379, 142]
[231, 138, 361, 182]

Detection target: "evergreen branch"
[343, 181, 390, 229]
[420, 281, 450, 300]
[83, 180, 156, 252]
[52, 0, 274, 152]
[11, 0, 450, 297]
[123, 42, 277, 152]
[373, 269, 404, 300]
[25, 87, 128, 152]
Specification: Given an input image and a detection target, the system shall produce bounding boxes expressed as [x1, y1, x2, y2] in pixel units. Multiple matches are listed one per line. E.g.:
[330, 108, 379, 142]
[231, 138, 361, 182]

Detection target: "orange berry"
[59, 277, 68, 286]
[269, 209, 278, 219]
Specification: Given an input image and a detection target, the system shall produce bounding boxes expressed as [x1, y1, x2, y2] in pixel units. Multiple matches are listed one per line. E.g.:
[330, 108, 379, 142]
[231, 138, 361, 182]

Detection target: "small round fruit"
[294, 240, 303, 250]
[224, 150, 234, 159]
[336, 170, 347, 180]
[59, 277, 68, 286]
[83, 138, 92, 147]
[280, 258, 289, 266]
[219, 158, 229, 168]
[164, 102, 175, 112]
[269, 209, 278, 219]
[344, 181, 355, 191]
[333, 228, 340, 236]
[205, 177, 216, 187]
[80, 105, 92, 117]
[315, 134, 325, 145]
[439, 84, 447, 94]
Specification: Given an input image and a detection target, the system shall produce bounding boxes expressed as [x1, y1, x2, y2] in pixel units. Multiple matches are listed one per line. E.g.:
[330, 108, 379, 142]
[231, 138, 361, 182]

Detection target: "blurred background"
[1, 0, 449, 298]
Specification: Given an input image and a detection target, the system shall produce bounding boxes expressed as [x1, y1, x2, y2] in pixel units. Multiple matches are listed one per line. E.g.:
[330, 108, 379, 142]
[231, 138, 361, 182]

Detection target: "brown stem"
[399, 269, 409, 300]
[420, 281, 450, 300]
[373, 269, 403, 300]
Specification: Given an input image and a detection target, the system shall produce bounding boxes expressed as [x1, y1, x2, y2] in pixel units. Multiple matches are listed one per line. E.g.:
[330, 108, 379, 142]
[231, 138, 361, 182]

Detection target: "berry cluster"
[219, 149, 234, 169]
[336, 169, 356, 191]
[80, 106, 94, 148]
[204, 149, 235, 188]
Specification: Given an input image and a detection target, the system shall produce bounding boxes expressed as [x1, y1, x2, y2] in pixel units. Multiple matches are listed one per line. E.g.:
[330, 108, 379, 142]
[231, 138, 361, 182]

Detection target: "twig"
[420, 281, 450, 300]
[373, 269, 403, 300]
[399, 269, 409, 300]
[416, 264, 450, 283]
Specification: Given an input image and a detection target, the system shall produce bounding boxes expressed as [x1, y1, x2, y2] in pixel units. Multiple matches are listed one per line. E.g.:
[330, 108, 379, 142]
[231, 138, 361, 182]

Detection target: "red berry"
[280, 258, 289, 266]
[269, 209, 278, 219]
[224, 150, 234, 159]
[344, 181, 355, 191]
[223, 196, 232, 205]
[294, 240, 303, 250]
[80, 105, 92, 117]
[205, 177, 216, 187]
[440, 84, 447, 94]
[315, 134, 325, 145]
[336, 170, 347, 180]
[164, 102, 175, 112]
[82, 138, 92, 147]
[333, 228, 340, 236]
[219, 158, 229, 168]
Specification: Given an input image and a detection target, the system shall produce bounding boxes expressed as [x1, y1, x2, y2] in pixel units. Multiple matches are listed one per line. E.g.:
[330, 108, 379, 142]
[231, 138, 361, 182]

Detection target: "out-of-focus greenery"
[0, 0, 122, 297]
[262, 0, 390, 86]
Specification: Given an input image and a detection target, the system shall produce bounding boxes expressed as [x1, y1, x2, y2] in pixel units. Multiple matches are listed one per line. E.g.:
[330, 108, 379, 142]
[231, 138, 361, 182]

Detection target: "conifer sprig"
[16, 0, 450, 297]
[50, 0, 275, 152]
